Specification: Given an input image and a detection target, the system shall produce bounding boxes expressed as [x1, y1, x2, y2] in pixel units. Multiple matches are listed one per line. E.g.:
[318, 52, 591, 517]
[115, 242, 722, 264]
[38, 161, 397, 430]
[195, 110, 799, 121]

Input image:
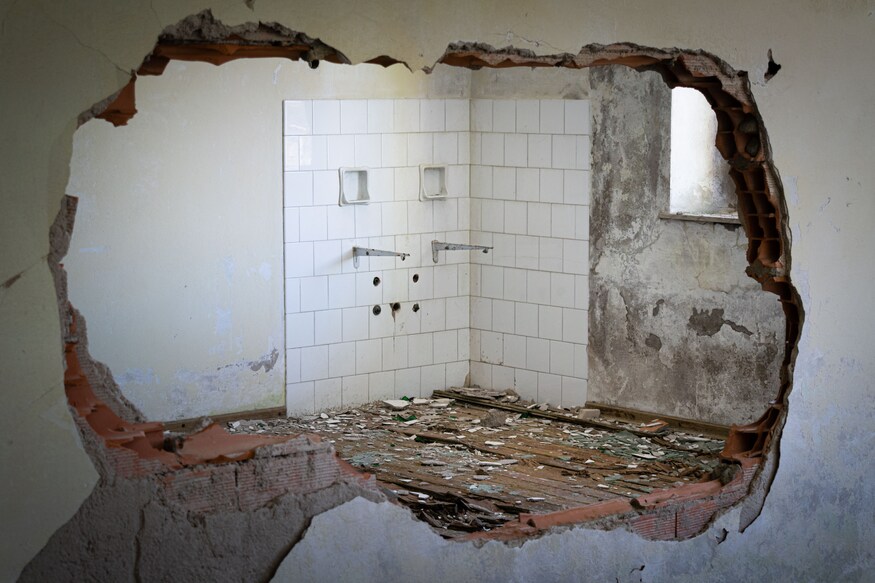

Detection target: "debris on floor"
[229, 387, 726, 538]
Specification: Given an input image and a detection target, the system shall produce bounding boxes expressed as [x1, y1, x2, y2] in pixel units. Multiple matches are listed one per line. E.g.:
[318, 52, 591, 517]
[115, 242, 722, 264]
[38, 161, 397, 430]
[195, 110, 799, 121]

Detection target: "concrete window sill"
[658, 211, 741, 225]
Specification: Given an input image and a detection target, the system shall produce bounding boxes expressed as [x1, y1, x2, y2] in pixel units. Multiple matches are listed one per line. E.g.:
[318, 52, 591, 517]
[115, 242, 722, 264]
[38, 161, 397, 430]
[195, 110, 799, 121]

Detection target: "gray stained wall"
[587, 66, 784, 426]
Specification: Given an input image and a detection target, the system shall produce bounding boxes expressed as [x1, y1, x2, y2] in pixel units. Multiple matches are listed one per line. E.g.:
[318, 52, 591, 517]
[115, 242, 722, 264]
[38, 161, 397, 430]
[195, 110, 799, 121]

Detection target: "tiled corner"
[283, 97, 591, 411]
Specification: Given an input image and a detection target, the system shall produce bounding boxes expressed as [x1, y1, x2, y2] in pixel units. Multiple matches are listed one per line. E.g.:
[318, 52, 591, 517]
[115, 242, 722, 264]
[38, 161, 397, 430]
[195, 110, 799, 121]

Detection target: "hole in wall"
[57, 10, 802, 549]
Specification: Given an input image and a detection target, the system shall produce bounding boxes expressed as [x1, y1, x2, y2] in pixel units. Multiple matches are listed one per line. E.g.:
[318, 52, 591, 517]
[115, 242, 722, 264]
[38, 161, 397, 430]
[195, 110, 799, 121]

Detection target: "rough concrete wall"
[587, 66, 784, 426]
[2, 1, 874, 581]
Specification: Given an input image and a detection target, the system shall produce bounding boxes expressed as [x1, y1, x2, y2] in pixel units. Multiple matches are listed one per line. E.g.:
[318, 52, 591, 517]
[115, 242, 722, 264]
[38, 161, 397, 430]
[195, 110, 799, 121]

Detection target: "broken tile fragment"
[382, 399, 410, 411]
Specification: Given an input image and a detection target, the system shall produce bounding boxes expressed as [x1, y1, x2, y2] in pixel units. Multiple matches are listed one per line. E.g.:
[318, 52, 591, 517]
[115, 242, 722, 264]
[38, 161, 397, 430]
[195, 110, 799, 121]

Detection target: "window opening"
[666, 87, 738, 222]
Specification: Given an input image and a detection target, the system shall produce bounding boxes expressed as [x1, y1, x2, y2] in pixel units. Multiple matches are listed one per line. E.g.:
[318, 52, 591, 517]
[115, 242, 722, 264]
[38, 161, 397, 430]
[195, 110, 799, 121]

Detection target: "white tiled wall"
[468, 99, 591, 408]
[283, 99, 471, 414]
[283, 97, 590, 414]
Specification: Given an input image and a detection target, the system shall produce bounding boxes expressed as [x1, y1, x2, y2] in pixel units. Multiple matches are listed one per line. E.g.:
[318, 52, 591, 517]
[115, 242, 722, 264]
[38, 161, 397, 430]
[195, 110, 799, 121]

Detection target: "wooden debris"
[229, 392, 725, 539]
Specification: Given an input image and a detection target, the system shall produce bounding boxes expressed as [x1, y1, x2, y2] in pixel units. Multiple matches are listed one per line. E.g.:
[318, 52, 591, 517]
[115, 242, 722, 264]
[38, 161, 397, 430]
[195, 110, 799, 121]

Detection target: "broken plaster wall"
[64, 58, 471, 421]
[588, 65, 785, 426]
[2, 1, 874, 581]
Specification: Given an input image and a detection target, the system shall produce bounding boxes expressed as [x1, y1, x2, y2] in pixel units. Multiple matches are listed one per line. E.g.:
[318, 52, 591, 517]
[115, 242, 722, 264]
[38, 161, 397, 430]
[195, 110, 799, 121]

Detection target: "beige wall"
[1, 1, 873, 580]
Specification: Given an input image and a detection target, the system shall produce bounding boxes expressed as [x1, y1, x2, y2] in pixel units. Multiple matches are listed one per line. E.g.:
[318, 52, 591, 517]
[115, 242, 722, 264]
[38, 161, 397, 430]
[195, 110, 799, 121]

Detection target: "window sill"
[659, 211, 741, 225]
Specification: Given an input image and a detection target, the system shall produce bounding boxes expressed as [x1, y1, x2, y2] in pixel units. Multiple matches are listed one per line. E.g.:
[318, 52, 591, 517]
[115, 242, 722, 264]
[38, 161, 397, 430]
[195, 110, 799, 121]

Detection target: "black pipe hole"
[372, 305, 381, 316]
[373, 276, 381, 286]
[412, 273, 419, 283]
[412, 303, 420, 312]
[392, 302, 401, 311]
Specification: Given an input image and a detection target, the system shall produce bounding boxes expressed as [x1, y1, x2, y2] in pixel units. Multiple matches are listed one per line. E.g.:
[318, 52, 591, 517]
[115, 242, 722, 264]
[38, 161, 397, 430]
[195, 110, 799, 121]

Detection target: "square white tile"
[367, 99, 394, 134]
[313, 240, 342, 276]
[300, 276, 328, 312]
[286, 312, 314, 349]
[284, 100, 312, 136]
[340, 100, 368, 134]
[314, 309, 342, 345]
[313, 100, 340, 135]
[563, 308, 588, 344]
[551, 204, 575, 239]
[471, 100, 493, 132]
[528, 134, 552, 169]
[493, 100, 516, 132]
[493, 167, 516, 200]
[539, 238, 563, 272]
[285, 242, 314, 278]
[471, 297, 493, 330]
[408, 333, 434, 367]
[283, 136, 300, 171]
[539, 305, 563, 341]
[315, 378, 342, 411]
[515, 302, 539, 337]
[300, 345, 329, 381]
[564, 100, 590, 135]
[515, 235, 539, 270]
[504, 334, 527, 369]
[299, 135, 328, 170]
[328, 341, 356, 378]
[284, 171, 313, 207]
[368, 371, 395, 401]
[481, 199, 505, 233]
[504, 134, 528, 167]
[516, 168, 540, 202]
[526, 337, 550, 373]
[433, 329, 458, 363]
[527, 202, 551, 237]
[355, 134, 382, 168]
[481, 133, 505, 166]
[551, 135, 576, 170]
[550, 272, 576, 308]
[516, 99, 539, 134]
[395, 367, 421, 398]
[382, 336, 409, 370]
[393, 99, 420, 133]
[355, 338, 382, 374]
[420, 99, 446, 132]
[299, 206, 328, 241]
[342, 374, 370, 407]
[492, 299, 515, 334]
[540, 169, 564, 203]
[342, 306, 369, 341]
[563, 239, 588, 275]
[504, 201, 527, 235]
[446, 99, 470, 132]
[480, 330, 503, 364]
[286, 348, 301, 383]
[433, 132, 458, 165]
[549, 340, 574, 376]
[420, 298, 446, 333]
[540, 100, 565, 134]
[285, 279, 301, 314]
[445, 296, 469, 330]
[312, 170, 339, 206]
[328, 273, 356, 309]
[503, 268, 527, 302]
